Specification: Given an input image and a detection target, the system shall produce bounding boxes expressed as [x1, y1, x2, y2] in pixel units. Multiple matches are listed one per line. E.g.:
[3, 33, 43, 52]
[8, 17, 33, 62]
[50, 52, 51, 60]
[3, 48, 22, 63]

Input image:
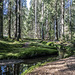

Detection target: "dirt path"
[27, 55, 75, 75]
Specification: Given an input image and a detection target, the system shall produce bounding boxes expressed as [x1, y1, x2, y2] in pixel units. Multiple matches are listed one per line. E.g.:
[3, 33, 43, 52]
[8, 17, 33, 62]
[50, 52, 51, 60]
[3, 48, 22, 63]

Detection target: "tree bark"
[8, 1, 11, 38]
[35, 0, 37, 39]
[55, 0, 58, 40]
[69, 1, 72, 40]
[0, 0, 3, 38]
[17, 0, 21, 41]
[15, 0, 18, 39]
[41, 1, 44, 40]
[61, 0, 64, 40]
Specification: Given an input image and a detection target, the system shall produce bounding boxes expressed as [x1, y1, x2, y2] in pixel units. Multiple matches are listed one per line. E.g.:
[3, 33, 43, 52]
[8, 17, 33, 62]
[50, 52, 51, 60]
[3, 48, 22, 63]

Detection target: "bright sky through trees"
[27, 0, 30, 9]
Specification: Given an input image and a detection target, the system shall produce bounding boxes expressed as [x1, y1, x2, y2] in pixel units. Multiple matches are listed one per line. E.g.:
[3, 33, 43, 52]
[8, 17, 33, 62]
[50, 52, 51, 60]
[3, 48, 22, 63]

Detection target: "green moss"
[21, 63, 43, 75]
[21, 57, 58, 75]
[30, 42, 57, 49]
[0, 39, 58, 59]
[18, 47, 58, 59]
[41, 41, 47, 44]
[46, 42, 54, 46]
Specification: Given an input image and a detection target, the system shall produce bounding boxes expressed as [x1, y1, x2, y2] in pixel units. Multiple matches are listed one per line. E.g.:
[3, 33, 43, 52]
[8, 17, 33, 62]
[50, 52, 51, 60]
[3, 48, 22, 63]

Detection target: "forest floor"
[0, 39, 58, 59]
[27, 55, 75, 75]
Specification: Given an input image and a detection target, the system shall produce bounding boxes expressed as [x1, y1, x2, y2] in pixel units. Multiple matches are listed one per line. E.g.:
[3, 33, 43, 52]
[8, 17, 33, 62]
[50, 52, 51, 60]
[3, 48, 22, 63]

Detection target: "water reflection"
[0, 56, 57, 75]
[0, 63, 31, 75]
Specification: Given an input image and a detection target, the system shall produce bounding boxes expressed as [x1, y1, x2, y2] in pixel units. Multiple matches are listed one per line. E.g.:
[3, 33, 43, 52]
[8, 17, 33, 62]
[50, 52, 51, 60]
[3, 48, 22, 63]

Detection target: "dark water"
[0, 56, 57, 75]
[0, 63, 33, 75]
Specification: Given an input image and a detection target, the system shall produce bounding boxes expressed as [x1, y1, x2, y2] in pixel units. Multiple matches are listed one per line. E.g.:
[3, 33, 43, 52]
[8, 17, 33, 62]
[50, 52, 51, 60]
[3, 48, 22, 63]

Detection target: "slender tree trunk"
[69, 1, 72, 40]
[15, 0, 18, 39]
[35, 0, 37, 39]
[17, 0, 21, 41]
[45, 10, 49, 39]
[55, 0, 58, 40]
[49, 24, 51, 40]
[41, 1, 44, 40]
[0, 0, 3, 38]
[8, 1, 11, 38]
[61, 0, 64, 40]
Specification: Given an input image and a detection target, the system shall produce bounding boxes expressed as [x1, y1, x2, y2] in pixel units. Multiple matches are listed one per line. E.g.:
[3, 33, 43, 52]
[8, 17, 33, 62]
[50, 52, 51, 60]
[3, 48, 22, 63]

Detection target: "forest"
[0, 0, 75, 75]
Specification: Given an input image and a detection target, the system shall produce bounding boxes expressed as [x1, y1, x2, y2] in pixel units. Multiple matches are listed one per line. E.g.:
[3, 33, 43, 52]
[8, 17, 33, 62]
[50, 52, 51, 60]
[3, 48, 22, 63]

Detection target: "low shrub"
[41, 41, 47, 44]
[18, 47, 58, 59]
[30, 43, 57, 49]
[46, 42, 54, 46]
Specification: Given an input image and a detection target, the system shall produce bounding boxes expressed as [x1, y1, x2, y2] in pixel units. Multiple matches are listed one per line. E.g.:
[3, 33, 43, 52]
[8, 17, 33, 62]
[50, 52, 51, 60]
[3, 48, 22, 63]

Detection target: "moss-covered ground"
[0, 38, 75, 75]
[0, 38, 58, 59]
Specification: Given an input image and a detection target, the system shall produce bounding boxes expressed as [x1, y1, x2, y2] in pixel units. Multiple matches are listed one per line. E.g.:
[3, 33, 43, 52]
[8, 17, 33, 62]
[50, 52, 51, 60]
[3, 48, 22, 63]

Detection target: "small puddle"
[0, 56, 57, 75]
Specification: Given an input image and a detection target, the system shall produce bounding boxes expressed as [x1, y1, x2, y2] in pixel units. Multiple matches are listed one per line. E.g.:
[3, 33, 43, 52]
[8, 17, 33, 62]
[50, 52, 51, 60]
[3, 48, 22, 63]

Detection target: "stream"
[0, 56, 57, 75]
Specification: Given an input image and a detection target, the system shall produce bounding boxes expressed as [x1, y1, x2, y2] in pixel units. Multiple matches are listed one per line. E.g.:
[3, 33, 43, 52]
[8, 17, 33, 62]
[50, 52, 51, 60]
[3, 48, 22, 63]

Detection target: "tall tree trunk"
[45, 10, 49, 39]
[8, 0, 11, 38]
[41, 1, 44, 40]
[15, 0, 18, 39]
[0, 0, 3, 38]
[17, 0, 21, 41]
[61, 0, 64, 40]
[55, 0, 58, 40]
[35, 0, 37, 39]
[69, 1, 72, 40]
[49, 24, 51, 40]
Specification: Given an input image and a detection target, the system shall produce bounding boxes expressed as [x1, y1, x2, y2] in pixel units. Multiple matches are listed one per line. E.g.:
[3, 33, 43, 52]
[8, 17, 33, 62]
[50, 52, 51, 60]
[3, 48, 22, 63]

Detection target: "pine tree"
[8, 0, 11, 38]
[55, 0, 58, 40]
[17, 0, 21, 41]
[15, 0, 18, 39]
[35, 0, 38, 39]
[61, 0, 64, 40]
[0, 0, 3, 38]
[41, 1, 44, 40]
